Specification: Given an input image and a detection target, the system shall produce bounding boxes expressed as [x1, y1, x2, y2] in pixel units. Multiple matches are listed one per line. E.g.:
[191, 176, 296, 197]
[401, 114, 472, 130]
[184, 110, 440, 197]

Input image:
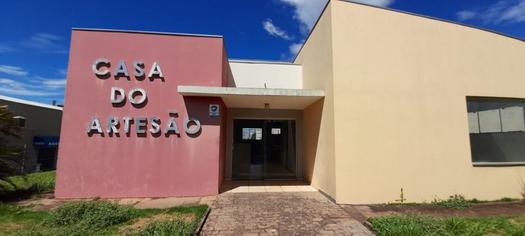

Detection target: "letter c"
[92, 58, 110, 76]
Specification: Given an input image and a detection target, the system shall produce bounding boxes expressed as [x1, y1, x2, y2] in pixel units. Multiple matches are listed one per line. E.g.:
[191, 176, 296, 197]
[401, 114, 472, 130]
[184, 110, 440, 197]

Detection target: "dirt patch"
[120, 213, 196, 233]
[342, 201, 525, 221]
[11, 193, 214, 212]
[14, 193, 63, 211]
[0, 223, 27, 233]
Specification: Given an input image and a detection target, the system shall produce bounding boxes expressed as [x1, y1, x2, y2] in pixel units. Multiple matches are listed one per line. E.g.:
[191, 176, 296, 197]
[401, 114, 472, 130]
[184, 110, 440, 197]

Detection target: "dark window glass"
[38, 148, 57, 171]
[467, 97, 525, 164]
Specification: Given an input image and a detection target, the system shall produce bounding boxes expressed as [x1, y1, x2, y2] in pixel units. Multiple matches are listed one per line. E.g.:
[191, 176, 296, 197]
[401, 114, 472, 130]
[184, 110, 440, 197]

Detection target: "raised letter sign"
[148, 62, 164, 80]
[134, 61, 145, 77]
[184, 118, 201, 135]
[135, 117, 147, 134]
[123, 117, 132, 134]
[87, 117, 103, 134]
[128, 88, 147, 105]
[165, 117, 180, 135]
[114, 60, 129, 78]
[110, 87, 126, 104]
[92, 58, 110, 76]
[107, 117, 119, 134]
[150, 117, 161, 134]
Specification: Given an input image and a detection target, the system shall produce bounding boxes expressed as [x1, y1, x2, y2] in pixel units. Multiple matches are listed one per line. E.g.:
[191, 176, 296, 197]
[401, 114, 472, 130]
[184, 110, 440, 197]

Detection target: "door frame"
[225, 108, 303, 181]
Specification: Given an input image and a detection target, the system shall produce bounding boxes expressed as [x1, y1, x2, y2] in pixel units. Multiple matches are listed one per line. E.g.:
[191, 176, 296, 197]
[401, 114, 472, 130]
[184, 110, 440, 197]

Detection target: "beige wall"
[330, 1, 525, 204]
[295, 3, 337, 197]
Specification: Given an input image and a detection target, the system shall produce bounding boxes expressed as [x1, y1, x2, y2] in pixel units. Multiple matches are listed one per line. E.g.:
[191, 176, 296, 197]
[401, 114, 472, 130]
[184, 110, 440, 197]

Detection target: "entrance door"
[232, 119, 296, 180]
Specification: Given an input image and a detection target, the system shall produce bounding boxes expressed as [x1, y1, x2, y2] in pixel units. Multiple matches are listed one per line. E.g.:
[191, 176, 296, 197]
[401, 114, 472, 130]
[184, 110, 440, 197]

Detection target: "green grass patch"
[0, 201, 207, 236]
[370, 215, 525, 236]
[431, 194, 472, 210]
[0, 171, 55, 200]
[132, 219, 196, 236]
[0, 203, 48, 234]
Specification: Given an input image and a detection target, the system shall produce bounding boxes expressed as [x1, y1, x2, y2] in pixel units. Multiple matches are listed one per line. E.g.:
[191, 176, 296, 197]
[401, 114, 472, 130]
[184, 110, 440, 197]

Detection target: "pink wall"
[56, 30, 227, 198]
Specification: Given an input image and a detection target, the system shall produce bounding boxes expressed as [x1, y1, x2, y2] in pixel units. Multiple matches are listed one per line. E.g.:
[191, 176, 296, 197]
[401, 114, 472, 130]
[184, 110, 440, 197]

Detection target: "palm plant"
[0, 105, 22, 179]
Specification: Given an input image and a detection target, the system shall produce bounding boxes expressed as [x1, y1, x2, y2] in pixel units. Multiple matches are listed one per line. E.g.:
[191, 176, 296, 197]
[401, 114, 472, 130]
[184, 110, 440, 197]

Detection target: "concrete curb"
[194, 207, 211, 235]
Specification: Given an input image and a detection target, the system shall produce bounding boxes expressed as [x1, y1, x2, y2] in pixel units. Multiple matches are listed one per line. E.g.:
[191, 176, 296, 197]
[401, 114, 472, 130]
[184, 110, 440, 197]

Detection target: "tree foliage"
[0, 105, 22, 178]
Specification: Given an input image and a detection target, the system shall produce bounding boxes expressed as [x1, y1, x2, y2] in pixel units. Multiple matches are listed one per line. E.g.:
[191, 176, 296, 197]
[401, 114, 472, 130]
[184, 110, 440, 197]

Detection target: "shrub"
[0, 171, 55, 198]
[135, 220, 195, 236]
[432, 194, 472, 209]
[499, 197, 516, 202]
[370, 215, 525, 236]
[45, 201, 139, 229]
[2, 201, 207, 236]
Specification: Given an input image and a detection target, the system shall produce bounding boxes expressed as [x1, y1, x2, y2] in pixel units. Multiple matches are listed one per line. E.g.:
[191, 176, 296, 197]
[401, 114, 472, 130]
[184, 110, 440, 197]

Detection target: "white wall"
[228, 61, 302, 89]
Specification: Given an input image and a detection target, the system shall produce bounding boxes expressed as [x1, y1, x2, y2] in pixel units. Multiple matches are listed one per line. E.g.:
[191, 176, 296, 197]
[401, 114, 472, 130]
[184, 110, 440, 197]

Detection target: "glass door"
[232, 119, 296, 180]
[263, 120, 296, 179]
[232, 119, 265, 180]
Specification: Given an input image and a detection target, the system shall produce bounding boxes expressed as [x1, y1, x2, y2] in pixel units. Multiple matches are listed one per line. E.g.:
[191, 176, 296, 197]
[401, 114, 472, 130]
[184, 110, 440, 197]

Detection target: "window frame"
[467, 96, 525, 167]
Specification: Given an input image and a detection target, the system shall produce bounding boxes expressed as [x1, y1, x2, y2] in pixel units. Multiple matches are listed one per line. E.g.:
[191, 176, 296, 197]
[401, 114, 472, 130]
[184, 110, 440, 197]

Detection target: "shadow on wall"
[183, 96, 222, 129]
[226, 61, 236, 87]
[303, 99, 324, 183]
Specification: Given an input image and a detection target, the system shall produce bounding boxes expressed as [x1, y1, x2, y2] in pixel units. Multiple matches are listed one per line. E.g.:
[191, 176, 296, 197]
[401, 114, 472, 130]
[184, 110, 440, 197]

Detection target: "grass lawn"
[0, 201, 208, 235]
[370, 215, 525, 236]
[0, 171, 209, 235]
[0, 171, 55, 200]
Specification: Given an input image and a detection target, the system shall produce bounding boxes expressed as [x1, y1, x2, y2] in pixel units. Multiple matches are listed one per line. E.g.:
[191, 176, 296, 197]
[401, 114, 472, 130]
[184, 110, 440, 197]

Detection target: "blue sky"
[0, 0, 524, 105]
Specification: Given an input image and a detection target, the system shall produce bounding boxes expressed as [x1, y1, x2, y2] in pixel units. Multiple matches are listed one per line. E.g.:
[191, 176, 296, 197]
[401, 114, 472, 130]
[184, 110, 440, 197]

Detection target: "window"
[242, 128, 262, 140]
[467, 97, 525, 165]
[271, 128, 281, 135]
[13, 116, 26, 128]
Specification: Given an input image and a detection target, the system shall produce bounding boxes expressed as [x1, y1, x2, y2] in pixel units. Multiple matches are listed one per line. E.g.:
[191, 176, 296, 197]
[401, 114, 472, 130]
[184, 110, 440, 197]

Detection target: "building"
[56, 0, 525, 204]
[0, 95, 62, 172]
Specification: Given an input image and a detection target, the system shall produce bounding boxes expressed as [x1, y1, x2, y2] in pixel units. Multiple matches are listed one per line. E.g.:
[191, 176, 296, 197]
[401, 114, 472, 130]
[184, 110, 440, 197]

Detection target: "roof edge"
[178, 85, 325, 97]
[292, 0, 331, 63]
[0, 95, 63, 111]
[339, 0, 525, 43]
[293, 0, 525, 62]
[72, 27, 223, 38]
[229, 59, 301, 66]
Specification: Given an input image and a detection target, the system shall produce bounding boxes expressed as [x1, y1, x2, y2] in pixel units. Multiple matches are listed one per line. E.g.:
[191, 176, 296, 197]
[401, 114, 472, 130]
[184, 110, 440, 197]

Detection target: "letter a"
[87, 117, 103, 134]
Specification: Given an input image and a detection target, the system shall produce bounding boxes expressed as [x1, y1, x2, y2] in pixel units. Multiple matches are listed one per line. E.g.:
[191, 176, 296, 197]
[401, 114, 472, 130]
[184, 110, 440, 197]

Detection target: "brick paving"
[200, 191, 373, 235]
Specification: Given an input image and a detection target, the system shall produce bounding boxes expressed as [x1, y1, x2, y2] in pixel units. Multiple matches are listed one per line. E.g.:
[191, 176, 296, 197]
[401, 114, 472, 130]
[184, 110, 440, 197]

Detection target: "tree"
[0, 105, 22, 178]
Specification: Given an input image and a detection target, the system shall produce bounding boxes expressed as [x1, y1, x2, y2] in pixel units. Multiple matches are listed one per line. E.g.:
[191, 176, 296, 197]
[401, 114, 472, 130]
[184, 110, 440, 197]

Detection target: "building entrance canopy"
[178, 86, 325, 110]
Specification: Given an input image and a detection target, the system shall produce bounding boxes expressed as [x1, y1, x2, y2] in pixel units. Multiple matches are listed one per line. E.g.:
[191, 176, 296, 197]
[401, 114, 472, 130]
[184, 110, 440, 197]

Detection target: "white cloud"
[0, 33, 68, 54]
[498, 0, 525, 23]
[263, 19, 293, 40]
[0, 65, 28, 76]
[351, 0, 395, 7]
[24, 33, 61, 48]
[0, 78, 62, 97]
[457, 10, 478, 21]
[41, 79, 67, 89]
[457, 0, 525, 24]
[0, 73, 66, 98]
[279, 0, 394, 34]
[279, 0, 329, 33]
[0, 44, 14, 53]
[289, 43, 302, 55]
[58, 69, 67, 76]
[23, 33, 67, 53]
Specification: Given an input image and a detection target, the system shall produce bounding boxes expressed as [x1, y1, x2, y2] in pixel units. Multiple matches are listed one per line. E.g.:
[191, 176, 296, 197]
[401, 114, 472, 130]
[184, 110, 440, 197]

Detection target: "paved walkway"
[201, 190, 372, 235]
